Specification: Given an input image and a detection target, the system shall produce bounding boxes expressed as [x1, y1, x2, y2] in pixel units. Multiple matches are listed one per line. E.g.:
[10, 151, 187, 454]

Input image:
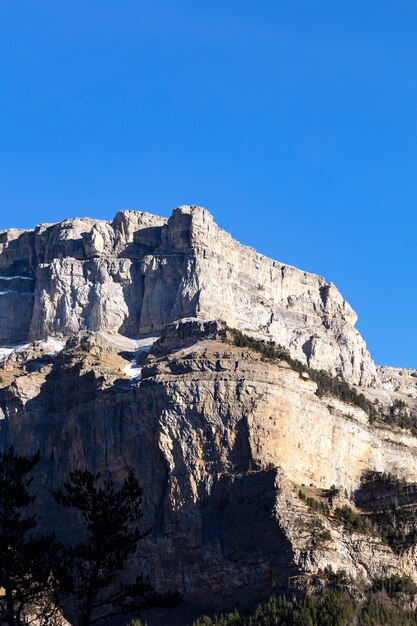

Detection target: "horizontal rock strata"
[0, 322, 416, 621]
[1, 208, 416, 622]
[0, 206, 376, 384]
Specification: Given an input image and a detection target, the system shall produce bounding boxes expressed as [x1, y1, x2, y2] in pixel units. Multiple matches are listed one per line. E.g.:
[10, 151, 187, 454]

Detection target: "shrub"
[372, 574, 417, 599]
[188, 586, 417, 625]
[334, 506, 370, 534]
[298, 489, 330, 515]
[226, 328, 379, 420]
[381, 400, 417, 437]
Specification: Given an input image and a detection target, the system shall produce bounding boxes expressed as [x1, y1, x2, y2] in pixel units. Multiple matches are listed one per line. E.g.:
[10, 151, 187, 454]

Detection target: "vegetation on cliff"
[226, 327, 379, 419]
[356, 471, 417, 553]
[188, 577, 417, 626]
[298, 475, 417, 553]
[0, 448, 64, 626]
[297, 489, 330, 516]
[54, 469, 179, 626]
[0, 448, 178, 626]
[381, 399, 417, 437]
[226, 328, 417, 434]
[226, 327, 417, 437]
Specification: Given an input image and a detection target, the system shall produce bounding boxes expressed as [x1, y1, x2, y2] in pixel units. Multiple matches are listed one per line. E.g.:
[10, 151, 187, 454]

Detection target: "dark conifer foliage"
[53, 469, 179, 626]
[190, 584, 417, 626]
[226, 327, 379, 419]
[0, 447, 63, 626]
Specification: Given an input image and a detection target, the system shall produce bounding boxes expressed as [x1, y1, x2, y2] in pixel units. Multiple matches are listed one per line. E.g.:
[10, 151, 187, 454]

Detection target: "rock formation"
[0, 206, 377, 384]
[0, 206, 416, 623]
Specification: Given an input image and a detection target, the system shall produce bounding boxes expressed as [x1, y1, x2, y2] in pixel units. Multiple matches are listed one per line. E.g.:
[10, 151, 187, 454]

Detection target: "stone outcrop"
[378, 365, 417, 399]
[1, 207, 416, 623]
[0, 322, 415, 622]
[1, 206, 376, 385]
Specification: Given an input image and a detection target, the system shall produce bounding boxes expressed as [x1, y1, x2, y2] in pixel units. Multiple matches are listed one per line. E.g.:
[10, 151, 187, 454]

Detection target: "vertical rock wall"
[0, 205, 376, 385]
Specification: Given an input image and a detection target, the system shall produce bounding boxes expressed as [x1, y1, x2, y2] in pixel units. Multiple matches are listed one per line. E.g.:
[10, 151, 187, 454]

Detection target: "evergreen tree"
[0, 447, 63, 626]
[54, 469, 179, 626]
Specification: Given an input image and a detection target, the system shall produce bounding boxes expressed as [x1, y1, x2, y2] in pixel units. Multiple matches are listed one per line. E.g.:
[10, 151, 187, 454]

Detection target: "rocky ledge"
[1, 207, 416, 623]
[1, 205, 376, 385]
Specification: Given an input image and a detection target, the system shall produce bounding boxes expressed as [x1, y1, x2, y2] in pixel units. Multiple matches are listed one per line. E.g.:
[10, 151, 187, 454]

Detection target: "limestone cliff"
[0, 207, 416, 622]
[0, 206, 376, 385]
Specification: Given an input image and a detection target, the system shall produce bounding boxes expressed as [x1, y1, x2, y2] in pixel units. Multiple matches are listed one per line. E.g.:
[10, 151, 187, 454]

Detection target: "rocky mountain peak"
[0, 205, 376, 386]
[1, 207, 417, 622]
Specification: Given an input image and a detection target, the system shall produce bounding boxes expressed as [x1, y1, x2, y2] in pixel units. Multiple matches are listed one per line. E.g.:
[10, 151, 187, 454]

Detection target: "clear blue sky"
[0, 1, 416, 367]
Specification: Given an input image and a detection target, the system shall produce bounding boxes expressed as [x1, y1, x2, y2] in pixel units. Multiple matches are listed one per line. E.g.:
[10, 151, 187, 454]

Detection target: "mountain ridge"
[1, 206, 417, 623]
[1, 205, 377, 385]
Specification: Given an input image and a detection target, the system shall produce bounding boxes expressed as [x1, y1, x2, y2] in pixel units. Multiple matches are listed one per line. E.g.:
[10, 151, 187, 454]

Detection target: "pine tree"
[54, 468, 179, 626]
[0, 447, 63, 626]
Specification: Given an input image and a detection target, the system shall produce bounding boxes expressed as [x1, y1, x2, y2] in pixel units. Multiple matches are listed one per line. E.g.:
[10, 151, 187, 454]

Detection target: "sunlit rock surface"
[1, 208, 416, 623]
[0, 206, 376, 384]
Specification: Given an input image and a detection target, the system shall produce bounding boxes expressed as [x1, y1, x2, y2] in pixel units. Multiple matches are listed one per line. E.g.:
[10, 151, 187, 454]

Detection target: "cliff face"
[1, 207, 416, 621]
[1, 206, 376, 385]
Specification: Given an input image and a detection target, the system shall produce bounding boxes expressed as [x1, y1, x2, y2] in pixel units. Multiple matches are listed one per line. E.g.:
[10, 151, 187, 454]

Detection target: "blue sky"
[0, 1, 416, 367]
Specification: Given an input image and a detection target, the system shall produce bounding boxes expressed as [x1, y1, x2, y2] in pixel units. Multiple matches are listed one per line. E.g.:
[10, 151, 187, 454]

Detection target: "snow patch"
[0, 337, 66, 363]
[123, 336, 159, 381]
[0, 275, 33, 281]
[0, 344, 30, 362]
[123, 363, 143, 381]
[34, 337, 67, 355]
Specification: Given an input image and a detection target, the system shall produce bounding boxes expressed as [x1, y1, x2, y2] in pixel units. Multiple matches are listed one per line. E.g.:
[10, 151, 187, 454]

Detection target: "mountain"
[1, 206, 416, 623]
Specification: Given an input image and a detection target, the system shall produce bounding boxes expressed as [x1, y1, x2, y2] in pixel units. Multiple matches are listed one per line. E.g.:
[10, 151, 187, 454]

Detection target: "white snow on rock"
[0, 337, 66, 363]
[0, 275, 33, 281]
[34, 337, 67, 355]
[0, 344, 30, 362]
[123, 362, 143, 380]
[123, 336, 159, 381]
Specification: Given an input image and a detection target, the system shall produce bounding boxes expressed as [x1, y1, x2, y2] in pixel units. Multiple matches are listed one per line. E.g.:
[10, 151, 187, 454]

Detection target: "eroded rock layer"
[1, 206, 376, 384]
[1, 208, 416, 622]
[0, 321, 416, 619]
